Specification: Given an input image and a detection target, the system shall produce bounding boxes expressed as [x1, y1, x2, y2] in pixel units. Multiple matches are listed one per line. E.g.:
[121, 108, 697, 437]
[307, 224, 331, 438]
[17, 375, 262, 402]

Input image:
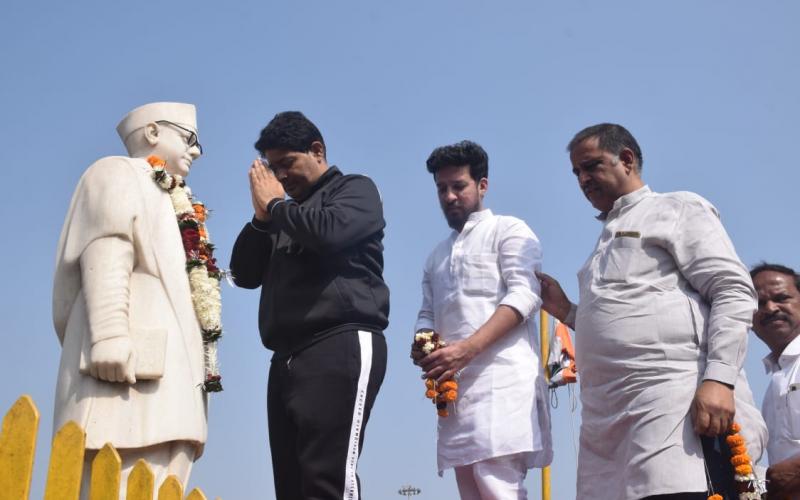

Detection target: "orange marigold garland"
[706, 421, 763, 500]
[415, 330, 459, 417]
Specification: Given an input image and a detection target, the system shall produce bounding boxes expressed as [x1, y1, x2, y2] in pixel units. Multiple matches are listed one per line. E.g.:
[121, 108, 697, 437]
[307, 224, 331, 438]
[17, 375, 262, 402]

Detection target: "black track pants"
[267, 330, 387, 500]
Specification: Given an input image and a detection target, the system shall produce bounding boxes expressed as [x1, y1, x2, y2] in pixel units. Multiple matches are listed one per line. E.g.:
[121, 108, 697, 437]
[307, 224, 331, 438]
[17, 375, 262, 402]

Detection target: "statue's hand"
[88, 337, 137, 384]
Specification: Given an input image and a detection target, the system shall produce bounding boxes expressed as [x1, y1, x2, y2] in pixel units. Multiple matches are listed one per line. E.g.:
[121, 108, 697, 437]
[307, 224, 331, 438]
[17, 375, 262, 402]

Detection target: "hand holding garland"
[706, 421, 764, 500]
[414, 331, 458, 417]
[418, 304, 523, 384]
[692, 379, 735, 437]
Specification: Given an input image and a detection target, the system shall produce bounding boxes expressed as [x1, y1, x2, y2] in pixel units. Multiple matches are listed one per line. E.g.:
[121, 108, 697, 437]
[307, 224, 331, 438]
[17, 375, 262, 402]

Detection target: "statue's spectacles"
[156, 120, 203, 155]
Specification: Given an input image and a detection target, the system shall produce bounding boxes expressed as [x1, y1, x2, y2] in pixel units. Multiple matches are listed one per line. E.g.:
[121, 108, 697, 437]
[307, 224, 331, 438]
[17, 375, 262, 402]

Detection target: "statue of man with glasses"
[53, 102, 209, 498]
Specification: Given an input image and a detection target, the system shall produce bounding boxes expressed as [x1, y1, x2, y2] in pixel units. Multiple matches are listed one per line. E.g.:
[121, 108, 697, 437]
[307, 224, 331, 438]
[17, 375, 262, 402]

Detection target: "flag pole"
[540, 309, 551, 500]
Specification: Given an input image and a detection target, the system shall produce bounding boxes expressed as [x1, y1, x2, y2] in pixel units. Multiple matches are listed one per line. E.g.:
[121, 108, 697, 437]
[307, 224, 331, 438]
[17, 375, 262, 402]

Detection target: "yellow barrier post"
[158, 475, 183, 500]
[540, 310, 551, 500]
[186, 488, 208, 500]
[0, 395, 40, 500]
[127, 459, 155, 500]
[1, 395, 219, 500]
[44, 420, 85, 500]
[90, 443, 122, 500]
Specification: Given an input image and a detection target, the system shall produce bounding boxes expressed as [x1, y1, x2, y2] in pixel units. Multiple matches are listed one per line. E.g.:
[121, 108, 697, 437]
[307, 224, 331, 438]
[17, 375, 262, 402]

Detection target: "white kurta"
[762, 335, 800, 464]
[53, 156, 208, 450]
[415, 209, 553, 474]
[574, 186, 766, 499]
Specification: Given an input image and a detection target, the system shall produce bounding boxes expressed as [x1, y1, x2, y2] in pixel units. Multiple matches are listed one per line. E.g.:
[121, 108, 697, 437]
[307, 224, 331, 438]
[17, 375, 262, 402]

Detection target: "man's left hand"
[419, 339, 479, 384]
[690, 380, 735, 436]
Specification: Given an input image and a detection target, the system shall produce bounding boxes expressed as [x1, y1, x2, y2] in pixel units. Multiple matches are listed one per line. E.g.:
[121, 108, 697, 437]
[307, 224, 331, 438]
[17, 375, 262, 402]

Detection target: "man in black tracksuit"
[230, 111, 389, 500]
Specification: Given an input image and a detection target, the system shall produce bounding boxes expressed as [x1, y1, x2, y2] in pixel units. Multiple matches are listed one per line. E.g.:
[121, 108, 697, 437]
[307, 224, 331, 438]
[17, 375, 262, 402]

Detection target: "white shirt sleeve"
[497, 220, 543, 319]
[414, 253, 436, 332]
[664, 195, 756, 385]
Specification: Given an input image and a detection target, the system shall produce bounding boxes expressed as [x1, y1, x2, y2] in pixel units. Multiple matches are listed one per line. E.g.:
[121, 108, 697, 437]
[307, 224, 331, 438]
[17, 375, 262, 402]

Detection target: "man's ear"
[478, 177, 488, 198]
[309, 141, 326, 162]
[619, 148, 636, 174]
[143, 122, 160, 146]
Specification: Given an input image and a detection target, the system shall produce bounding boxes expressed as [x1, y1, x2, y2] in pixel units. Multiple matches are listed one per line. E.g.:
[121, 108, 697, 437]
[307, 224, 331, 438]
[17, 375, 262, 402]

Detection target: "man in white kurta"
[53, 103, 208, 498]
[537, 124, 765, 499]
[412, 141, 552, 499]
[751, 264, 800, 498]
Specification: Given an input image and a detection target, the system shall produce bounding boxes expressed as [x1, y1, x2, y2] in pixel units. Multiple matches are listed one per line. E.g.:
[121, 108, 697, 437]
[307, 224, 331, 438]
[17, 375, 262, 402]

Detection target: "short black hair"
[426, 140, 488, 181]
[567, 123, 644, 172]
[254, 111, 325, 156]
[751, 262, 800, 292]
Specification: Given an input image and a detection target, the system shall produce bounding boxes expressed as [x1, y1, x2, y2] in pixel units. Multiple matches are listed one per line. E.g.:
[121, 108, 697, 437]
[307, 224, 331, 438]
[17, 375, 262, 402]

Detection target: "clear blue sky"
[1, 1, 798, 498]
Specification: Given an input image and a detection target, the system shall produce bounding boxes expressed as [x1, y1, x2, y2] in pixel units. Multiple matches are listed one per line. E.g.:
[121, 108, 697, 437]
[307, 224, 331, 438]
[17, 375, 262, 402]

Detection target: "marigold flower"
[729, 422, 741, 433]
[734, 464, 752, 475]
[729, 445, 747, 456]
[425, 390, 437, 399]
[439, 381, 458, 392]
[731, 454, 751, 466]
[425, 379, 435, 390]
[443, 390, 457, 402]
[437, 409, 449, 417]
[726, 435, 744, 447]
[707, 495, 722, 500]
[146, 155, 166, 168]
[193, 203, 207, 222]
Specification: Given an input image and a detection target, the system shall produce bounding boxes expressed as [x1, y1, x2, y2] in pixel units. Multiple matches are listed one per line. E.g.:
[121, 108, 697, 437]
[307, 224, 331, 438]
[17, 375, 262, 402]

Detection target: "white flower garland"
[147, 156, 223, 392]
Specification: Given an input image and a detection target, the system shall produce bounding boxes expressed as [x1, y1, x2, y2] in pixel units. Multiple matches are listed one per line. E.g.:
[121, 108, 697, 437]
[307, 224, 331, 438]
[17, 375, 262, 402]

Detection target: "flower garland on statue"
[707, 421, 764, 500]
[415, 330, 458, 417]
[147, 155, 223, 392]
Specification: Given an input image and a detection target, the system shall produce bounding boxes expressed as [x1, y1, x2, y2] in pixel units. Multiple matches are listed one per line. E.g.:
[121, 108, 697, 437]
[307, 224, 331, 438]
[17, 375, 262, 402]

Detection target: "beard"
[442, 200, 481, 231]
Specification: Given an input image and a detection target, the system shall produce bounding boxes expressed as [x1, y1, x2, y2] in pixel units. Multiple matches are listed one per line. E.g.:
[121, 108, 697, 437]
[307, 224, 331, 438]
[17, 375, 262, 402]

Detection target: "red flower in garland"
[181, 228, 200, 253]
[206, 258, 219, 274]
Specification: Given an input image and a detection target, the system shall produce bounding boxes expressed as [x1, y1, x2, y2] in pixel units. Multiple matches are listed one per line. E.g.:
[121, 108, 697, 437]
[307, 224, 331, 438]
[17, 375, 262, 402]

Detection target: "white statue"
[52, 102, 218, 498]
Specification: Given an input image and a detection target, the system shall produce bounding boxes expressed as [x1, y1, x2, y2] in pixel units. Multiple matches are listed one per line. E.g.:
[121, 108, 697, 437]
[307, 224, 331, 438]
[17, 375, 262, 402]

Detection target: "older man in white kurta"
[53, 103, 208, 498]
[569, 186, 765, 498]
[538, 124, 765, 500]
[413, 140, 552, 499]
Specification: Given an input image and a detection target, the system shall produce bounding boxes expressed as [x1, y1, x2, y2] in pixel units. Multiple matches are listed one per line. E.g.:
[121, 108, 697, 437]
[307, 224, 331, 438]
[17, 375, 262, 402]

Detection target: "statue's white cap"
[116, 102, 197, 142]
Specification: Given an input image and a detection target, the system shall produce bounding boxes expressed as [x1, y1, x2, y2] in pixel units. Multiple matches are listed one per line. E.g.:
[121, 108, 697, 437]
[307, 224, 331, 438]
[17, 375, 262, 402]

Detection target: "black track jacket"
[230, 166, 390, 355]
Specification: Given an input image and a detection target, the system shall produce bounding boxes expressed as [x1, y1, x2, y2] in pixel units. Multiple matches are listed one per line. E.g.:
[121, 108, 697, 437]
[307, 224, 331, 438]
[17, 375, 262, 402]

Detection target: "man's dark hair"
[254, 111, 325, 156]
[426, 140, 488, 181]
[750, 262, 800, 291]
[567, 123, 644, 172]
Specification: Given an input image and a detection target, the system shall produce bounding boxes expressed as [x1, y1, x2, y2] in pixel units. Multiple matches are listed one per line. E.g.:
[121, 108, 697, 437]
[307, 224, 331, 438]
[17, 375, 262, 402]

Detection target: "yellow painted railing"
[0, 395, 217, 500]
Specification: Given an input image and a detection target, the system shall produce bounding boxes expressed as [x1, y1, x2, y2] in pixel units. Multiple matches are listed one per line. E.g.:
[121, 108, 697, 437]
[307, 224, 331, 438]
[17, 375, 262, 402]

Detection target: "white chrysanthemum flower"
[415, 331, 433, 342]
[171, 187, 193, 215]
[204, 341, 219, 376]
[189, 267, 222, 331]
[422, 342, 435, 354]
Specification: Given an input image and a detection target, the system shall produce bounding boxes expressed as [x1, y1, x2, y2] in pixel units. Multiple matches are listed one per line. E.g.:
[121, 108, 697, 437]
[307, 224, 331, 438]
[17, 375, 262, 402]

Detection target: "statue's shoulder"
[81, 156, 150, 187]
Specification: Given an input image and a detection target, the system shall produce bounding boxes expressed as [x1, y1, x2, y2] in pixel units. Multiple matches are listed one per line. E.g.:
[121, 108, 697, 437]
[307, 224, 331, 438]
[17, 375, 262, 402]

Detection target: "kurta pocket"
[599, 237, 643, 282]
[461, 253, 501, 296]
[786, 382, 800, 439]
